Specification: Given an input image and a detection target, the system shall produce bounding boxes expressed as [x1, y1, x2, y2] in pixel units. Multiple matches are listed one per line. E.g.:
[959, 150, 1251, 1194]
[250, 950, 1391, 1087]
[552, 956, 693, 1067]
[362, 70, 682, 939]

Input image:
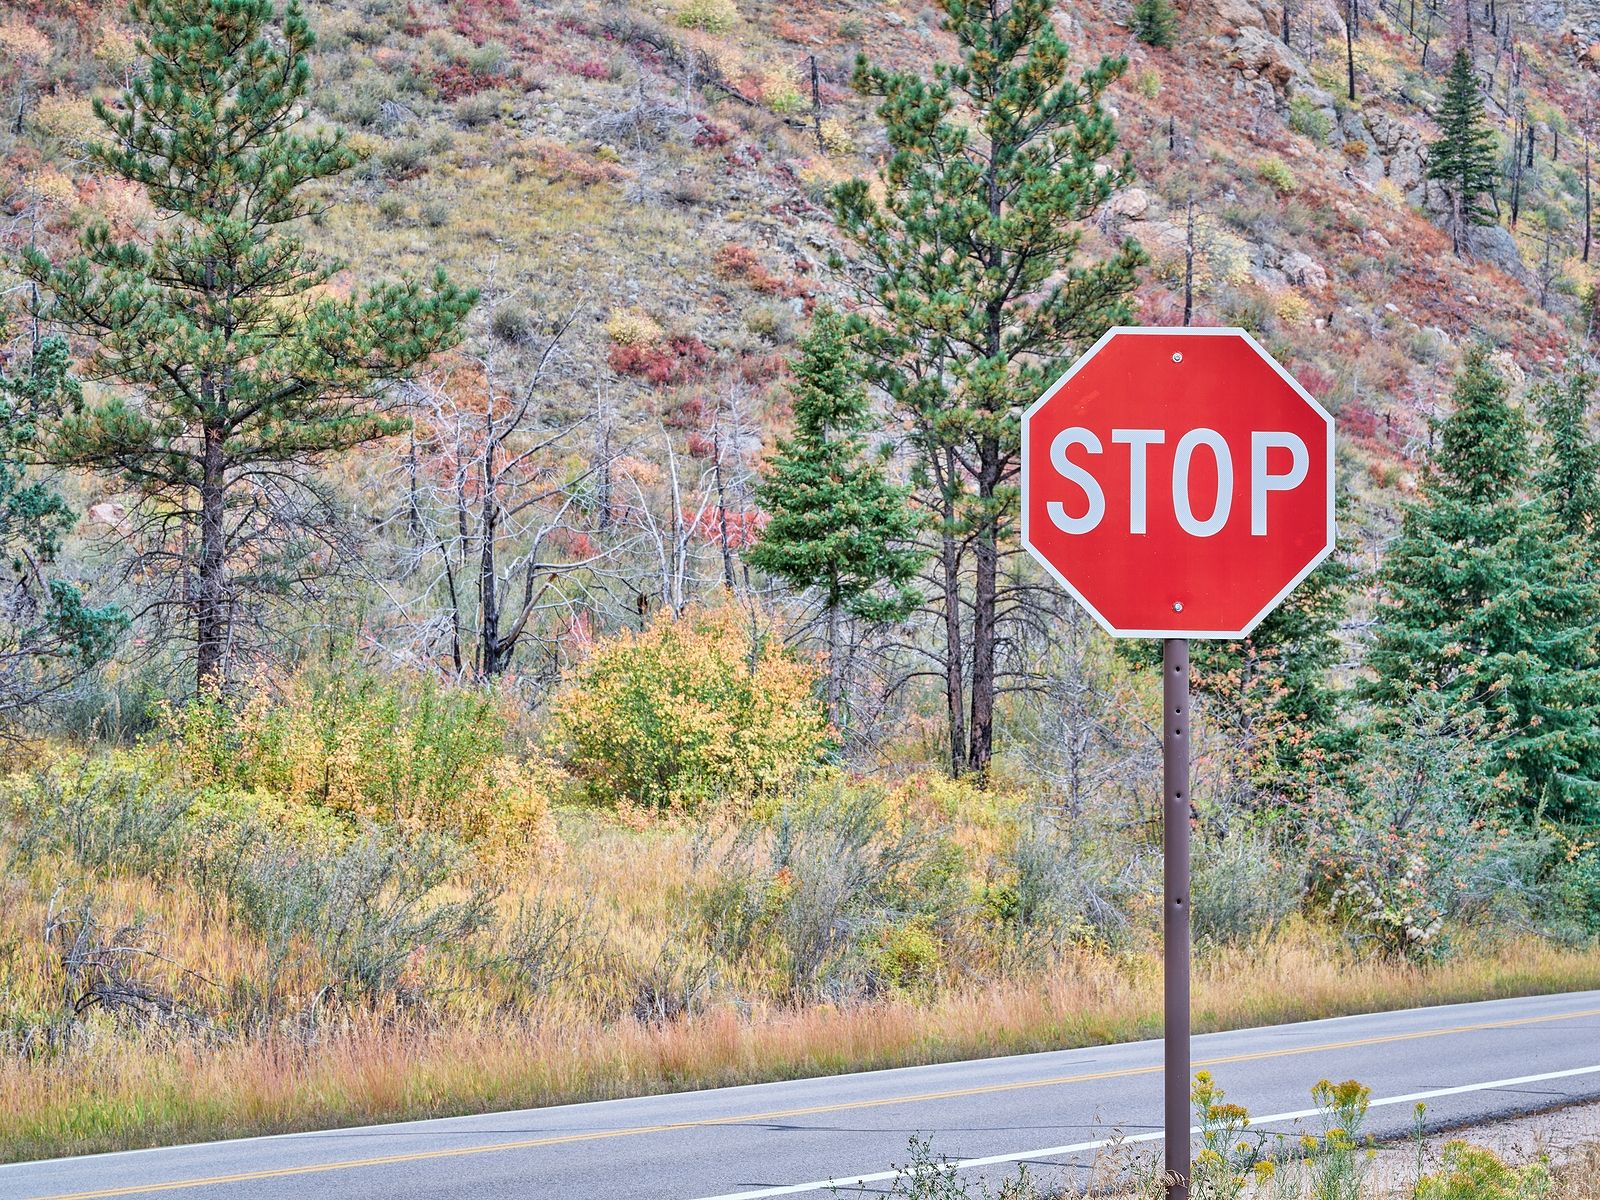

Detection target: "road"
[5, 990, 1599, 1200]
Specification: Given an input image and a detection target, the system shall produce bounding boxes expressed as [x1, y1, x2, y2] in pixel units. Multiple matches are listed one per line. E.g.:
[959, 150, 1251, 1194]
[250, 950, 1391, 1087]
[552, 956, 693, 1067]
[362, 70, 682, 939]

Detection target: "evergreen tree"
[748, 308, 924, 720]
[1366, 347, 1600, 820]
[1132, 0, 1179, 47]
[21, 0, 474, 689]
[1533, 359, 1600, 543]
[1426, 49, 1501, 256]
[0, 333, 126, 723]
[831, 0, 1145, 775]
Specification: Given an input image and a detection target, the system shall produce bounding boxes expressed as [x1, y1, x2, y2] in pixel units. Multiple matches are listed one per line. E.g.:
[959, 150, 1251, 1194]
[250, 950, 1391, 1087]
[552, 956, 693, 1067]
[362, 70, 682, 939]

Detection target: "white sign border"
[1019, 326, 1337, 641]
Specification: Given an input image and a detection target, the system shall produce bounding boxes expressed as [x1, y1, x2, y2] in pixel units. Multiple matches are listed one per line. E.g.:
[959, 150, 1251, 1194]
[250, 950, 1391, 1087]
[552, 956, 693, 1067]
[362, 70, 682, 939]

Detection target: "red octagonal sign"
[1021, 327, 1334, 639]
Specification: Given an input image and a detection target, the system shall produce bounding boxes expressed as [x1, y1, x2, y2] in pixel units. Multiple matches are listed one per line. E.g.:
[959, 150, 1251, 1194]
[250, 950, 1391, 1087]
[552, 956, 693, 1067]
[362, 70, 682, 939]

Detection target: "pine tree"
[20, 0, 475, 689]
[0, 332, 126, 723]
[1533, 359, 1600, 543]
[831, 0, 1145, 775]
[748, 308, 924, 720]
[1132, 0, 1178, 48]
[1366, 347, 1600, 820]
[1426, 49, 1501, 256]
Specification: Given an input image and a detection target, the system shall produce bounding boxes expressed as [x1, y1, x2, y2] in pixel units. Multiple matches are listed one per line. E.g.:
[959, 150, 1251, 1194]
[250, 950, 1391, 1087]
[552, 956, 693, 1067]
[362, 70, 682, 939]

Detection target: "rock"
[1222, 25, 1312, 94]
[1465, 224, 1529, 280]
[1367, 229, 1392, 249]
[1110, 186, 1151, 219]
[1489, 348, 1527, 389]
[1139, 220, 1191, 255]
[1364, 110, 1429, 195]
[1282, 250, 1329, 290]
[88, 501, 130, 533]
[1190, 0, 1275, 34]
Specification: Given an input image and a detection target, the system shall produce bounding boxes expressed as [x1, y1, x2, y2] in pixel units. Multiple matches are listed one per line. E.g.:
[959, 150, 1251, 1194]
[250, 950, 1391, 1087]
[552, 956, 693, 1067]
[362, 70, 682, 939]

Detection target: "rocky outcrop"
[1362, 109, 1443, 205]
[1466, 224, 1529, 280]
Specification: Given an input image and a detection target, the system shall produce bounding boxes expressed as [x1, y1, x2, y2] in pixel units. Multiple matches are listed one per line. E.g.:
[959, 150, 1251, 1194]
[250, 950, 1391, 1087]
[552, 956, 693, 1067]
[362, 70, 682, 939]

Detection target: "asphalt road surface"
[5, 989, 1599, 1200]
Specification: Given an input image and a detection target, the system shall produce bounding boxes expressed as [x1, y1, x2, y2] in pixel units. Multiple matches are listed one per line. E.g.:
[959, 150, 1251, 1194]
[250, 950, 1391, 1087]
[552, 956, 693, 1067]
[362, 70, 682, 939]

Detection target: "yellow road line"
[27, 1005, 1600, 1200]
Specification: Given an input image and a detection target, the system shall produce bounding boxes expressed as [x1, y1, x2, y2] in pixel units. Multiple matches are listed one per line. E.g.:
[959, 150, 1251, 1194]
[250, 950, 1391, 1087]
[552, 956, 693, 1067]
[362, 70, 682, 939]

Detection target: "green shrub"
[674, 0, 738, 32]
[1257, 155, 1297, 195]
[551, 604, 827, 810]
[871, 921, 941, 993]
[491, 304, 530, 343]
[700, 780, 956, 999]
[1289, 96, 1333, 143]
[1190, 831, 1301, 947]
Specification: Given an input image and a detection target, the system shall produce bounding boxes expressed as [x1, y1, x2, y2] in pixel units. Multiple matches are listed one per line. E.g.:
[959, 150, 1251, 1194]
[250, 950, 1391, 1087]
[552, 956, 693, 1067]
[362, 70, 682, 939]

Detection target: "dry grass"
[3, 925, 1595, 1163]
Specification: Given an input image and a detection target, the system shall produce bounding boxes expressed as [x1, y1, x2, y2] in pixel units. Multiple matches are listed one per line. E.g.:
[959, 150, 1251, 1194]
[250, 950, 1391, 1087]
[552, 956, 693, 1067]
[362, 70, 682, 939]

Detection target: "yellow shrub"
[1275, 290, 1312, 326]
[605, 306, 664, 347]
[1257, 155, 1297, 196]
[818, 118, 855, 155]
[173, 668, 558, 862]
[93, 24, 138, 74]
[551, 604, 828, 810]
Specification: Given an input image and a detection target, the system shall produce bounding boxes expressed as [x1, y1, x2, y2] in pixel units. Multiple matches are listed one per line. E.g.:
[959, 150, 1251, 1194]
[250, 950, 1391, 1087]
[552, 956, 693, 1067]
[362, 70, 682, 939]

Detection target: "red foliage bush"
[693, 119, 732, 149]
[432, 62, 510, 99]
[609, 337, 713, 386]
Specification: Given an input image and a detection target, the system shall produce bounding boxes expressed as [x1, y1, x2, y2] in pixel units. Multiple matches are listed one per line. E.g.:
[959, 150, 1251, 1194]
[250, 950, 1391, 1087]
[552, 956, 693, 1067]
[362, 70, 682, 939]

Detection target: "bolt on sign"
[1020, 327, 1335, 1200]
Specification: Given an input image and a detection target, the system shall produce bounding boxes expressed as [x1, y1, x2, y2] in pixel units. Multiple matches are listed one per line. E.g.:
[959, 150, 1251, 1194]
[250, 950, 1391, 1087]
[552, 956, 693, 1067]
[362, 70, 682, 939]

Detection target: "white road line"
[688, 1064, 1600, 1200]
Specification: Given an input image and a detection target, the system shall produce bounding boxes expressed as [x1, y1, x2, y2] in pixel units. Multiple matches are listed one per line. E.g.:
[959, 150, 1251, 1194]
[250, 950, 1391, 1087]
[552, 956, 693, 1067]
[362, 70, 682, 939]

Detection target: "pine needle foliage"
[1366, 347, 1600, 820]
[749, 309, 924, 716]
[20, 0, 476, 688]
[0, 334, 127, 723]
[829, 0, 1145, 774]
[1532, 358, 1600, 545]
[1426, 50, 1501, 254]
[1132, 0, 1178, 48]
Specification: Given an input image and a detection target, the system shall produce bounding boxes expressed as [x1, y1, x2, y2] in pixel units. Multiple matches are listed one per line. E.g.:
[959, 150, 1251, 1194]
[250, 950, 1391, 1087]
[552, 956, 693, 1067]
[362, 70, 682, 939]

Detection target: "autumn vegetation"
[1, 0, 1599, 1169]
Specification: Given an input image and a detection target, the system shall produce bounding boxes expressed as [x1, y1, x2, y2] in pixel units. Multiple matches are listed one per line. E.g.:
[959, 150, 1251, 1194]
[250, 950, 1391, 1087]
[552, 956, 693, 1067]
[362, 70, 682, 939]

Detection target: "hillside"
[7, 0, 1600, 683]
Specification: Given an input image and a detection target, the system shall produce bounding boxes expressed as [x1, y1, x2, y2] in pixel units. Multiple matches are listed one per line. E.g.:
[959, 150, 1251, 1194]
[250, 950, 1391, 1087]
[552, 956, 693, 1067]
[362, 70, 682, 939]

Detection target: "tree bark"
[1183, 200, 1196, 326]
[1346, 0, 1357, 101]
[938, 448, 967, 775]
[195, 423, 229, 689]
[968, 437, 1000, 775]
[825, 593, 842, 723]
[1584, 133, 1591, 263]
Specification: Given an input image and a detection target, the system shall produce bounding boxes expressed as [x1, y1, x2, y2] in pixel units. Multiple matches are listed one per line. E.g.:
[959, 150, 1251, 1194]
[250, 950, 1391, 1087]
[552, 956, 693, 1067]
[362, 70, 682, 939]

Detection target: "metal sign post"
[1018, 327, 1335, 1200]
[1163, 637, 1191, 1200]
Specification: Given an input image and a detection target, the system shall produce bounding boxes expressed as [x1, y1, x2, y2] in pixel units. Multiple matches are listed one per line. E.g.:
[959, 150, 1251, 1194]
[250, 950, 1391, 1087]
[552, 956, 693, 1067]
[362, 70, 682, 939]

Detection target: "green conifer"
[0, 333, 126, 721]
[831, 0, 1145, 773]
[1367, 347, 1600, 820]
[1426, 49, 1501, 255]
[1533, 359, 1600, 544]
[1132, 0, 1179, 47]
[20, 0, 475, 688]
[748, 309, 924, 719]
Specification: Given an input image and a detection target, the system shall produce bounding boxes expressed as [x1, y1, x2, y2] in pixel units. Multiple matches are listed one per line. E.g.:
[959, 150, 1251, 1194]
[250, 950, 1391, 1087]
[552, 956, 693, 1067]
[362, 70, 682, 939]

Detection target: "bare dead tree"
[377, 314, 613, 681]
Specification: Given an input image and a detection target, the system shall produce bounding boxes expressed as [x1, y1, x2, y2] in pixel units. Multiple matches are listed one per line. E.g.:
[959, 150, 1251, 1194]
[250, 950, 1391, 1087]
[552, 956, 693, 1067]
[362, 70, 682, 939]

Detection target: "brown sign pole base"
[1163, 637, 1192, 1200]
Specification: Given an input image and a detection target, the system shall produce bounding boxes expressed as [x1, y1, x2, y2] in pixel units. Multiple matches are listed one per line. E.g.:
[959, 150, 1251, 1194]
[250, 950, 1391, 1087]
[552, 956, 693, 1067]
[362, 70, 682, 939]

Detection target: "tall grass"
[2, 930, 1596, 1162]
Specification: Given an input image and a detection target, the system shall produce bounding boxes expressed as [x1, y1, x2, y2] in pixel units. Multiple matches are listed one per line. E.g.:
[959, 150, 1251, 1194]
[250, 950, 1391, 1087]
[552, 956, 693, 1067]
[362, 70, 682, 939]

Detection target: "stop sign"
[1021, 327, 1334, 639]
